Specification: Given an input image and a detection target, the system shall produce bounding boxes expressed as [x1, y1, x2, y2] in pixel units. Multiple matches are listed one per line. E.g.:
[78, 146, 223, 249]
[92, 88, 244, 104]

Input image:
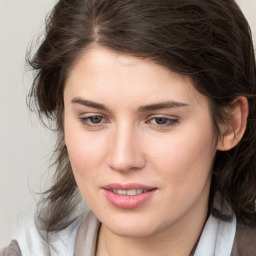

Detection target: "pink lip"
[102, 183, 157, 209]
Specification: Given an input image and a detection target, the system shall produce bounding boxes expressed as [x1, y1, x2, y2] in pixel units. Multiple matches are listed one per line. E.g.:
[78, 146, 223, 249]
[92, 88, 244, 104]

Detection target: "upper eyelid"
[77, 110, 112, 120]
[78, 112, 108, 119]
[145, 113, 179, 120]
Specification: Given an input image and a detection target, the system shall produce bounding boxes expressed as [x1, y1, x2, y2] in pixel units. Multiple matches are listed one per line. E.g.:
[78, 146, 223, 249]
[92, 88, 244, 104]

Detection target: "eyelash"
[147, 117, 179, 128]
[79, 116, 109, 128]
[79, 115, 179, 129]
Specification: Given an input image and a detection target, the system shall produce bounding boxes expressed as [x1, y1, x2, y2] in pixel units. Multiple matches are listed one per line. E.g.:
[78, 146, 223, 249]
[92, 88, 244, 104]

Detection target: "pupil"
[90, 116, 102, 124]
[156, 118, 167, 125]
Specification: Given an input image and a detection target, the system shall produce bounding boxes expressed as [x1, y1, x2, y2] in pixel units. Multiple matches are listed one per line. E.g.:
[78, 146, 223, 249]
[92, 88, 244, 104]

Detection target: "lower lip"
[103, 189, 157, 209]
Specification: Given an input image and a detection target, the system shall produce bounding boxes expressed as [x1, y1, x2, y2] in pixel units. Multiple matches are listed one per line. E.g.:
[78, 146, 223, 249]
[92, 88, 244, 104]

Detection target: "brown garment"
[1, 241, 21, 256]
[231, 222, 256, 256]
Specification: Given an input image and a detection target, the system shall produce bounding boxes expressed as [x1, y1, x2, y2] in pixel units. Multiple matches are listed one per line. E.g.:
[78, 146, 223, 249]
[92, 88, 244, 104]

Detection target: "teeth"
[118, 189, 127, 195]
[136, 189, 143, 194]
[112, 189, 145, 195]
[127, 189, 137, 196]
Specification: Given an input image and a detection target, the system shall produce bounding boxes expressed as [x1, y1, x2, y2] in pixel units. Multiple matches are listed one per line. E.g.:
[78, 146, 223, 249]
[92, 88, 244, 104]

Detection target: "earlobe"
[217, 96, 248, 151]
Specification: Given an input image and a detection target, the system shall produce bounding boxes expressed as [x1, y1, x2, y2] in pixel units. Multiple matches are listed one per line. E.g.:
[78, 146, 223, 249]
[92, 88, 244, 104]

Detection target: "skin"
[64, 46, 222, 256]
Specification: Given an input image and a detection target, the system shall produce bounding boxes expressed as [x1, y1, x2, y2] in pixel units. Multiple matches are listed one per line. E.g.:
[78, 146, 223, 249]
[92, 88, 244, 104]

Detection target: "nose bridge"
[108, 121, 145, 172]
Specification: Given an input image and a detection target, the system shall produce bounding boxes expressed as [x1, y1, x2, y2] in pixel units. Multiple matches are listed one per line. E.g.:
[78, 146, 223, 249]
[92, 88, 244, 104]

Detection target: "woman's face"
[64, 46, 217, 237]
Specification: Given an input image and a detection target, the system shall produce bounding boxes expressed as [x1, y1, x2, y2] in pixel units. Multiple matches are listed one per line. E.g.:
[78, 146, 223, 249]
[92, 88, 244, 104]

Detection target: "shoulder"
[1, 240, 22, 256]
[231, 221, 256, 256]
[18, 216, 82, 256]
[4, 211, 83, 256]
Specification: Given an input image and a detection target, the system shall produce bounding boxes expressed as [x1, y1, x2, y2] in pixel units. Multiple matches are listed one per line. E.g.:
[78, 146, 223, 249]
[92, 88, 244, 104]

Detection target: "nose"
[107, 123, 146, 172]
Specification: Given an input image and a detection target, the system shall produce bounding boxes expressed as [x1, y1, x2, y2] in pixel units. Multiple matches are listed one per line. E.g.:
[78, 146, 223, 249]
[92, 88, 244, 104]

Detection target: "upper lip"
[102, 183, 157, 191]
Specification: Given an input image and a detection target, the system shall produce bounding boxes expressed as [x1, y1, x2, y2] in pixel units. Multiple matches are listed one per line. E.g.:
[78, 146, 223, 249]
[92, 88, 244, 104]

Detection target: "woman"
[2, 0, 256, 255]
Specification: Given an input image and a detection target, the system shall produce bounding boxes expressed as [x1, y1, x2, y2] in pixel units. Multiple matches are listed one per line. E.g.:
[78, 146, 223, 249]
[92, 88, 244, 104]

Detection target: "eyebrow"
[71, 97, 189, 112]
[138, 101, 189, 112]
[72, 97, 108, 111]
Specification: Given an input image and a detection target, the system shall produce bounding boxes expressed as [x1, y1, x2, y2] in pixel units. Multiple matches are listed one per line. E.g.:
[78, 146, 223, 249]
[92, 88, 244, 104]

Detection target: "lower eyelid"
[157, 120, 178, 126]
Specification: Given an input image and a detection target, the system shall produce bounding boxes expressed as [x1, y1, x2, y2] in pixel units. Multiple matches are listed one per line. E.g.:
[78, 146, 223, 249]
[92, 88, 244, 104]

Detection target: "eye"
[79, 115, 109, 127]
[148, 117, 179, 127]
[87, 116, 104, 124]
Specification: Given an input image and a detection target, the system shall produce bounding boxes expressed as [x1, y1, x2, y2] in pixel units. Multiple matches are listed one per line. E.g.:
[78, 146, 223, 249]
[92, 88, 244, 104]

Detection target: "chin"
[101, 213, 163, 238]
[108, 223, 158, 238]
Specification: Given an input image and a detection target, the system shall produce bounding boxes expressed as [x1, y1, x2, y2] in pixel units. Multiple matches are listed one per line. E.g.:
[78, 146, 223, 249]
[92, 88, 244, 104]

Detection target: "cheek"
[64, 123, 106, 178]
[146, 123, 216, 187]
[64, 129, 106, 203]
[145, 126, 216, 218]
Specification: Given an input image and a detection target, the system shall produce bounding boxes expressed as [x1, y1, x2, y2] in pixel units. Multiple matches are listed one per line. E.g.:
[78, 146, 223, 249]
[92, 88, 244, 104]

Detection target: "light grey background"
[0, 0, 57, 248]
[0, 0, 255, 248]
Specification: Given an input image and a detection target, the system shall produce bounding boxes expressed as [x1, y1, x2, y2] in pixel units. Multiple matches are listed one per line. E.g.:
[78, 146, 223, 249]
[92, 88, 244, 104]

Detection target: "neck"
[96, 193, 209, 256]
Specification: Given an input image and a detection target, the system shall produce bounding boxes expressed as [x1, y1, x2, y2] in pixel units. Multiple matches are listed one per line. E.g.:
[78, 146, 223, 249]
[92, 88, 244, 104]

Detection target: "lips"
[102, 183, 157, 209]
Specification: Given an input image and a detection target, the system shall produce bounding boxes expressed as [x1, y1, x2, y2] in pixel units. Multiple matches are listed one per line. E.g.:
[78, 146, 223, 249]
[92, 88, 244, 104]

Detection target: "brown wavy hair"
[28, 0, 256, 232]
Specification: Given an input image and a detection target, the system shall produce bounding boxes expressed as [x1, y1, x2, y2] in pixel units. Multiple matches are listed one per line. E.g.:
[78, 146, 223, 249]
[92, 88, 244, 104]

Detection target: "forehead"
[65, 46, 209, 110]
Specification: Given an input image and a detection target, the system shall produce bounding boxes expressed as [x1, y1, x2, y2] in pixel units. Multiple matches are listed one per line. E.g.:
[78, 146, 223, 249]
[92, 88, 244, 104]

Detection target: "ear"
[217, 96, 248, 151]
